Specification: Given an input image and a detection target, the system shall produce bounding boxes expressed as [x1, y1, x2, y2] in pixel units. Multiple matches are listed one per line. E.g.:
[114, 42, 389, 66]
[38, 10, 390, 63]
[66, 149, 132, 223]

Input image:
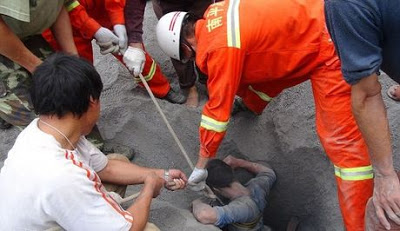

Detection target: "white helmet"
[156, 11, 189, 61]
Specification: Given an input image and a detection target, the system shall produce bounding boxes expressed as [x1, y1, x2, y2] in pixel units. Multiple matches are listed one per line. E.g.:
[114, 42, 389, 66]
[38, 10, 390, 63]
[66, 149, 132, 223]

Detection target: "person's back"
[325, 0, 400, 83]
[0, 120, 120, 230]
[195, 0, 327, 82]
[0, 54, 133, 230]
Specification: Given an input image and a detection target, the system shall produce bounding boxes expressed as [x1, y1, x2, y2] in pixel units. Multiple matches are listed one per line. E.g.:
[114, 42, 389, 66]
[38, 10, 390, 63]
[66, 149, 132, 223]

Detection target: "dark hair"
[181, 12, 199, 40]
[206, 159, 235, 188]
[30, 53, 103, 118]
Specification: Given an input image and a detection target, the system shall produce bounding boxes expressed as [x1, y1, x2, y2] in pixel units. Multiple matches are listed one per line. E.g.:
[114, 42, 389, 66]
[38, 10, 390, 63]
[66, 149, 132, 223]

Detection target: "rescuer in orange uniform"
[43, 0, 185, 103]
[155, 0, 382, 229]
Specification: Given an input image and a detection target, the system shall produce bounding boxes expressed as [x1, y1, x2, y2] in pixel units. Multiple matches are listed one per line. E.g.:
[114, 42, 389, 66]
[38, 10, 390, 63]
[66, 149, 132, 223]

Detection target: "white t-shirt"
[0, 119, 132, 230]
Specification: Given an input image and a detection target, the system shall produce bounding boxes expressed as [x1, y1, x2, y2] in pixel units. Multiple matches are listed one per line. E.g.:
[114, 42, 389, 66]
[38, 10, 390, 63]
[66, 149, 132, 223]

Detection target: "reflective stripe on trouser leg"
[237, 84, 282, 115]
[334, 165, 373, 181]
[310, 48, 372, 230]
[132, 53, 170, 98]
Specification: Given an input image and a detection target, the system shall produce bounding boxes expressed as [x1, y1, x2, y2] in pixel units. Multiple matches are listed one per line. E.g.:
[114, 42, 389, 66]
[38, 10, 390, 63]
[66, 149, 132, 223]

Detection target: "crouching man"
[0, 53, 187, 230]
[192, 155, 276, 230]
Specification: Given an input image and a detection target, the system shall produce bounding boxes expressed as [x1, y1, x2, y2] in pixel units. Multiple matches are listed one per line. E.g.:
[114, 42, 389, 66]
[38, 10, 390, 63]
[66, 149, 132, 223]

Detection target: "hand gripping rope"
[119, 73, 222, 204]
[133, 73, 222, 203]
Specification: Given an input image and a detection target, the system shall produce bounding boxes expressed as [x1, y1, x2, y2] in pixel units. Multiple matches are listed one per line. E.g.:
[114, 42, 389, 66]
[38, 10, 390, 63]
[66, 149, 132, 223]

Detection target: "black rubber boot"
[164, 88, 186, 104]
[231, 97, 251, 115]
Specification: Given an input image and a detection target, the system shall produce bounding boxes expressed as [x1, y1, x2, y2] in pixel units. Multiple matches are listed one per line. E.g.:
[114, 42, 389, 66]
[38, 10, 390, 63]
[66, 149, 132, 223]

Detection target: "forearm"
[0, 18, 41, 73]
[234, 159, 270, 174]
[351, 74, 394, 175]
[126, 182, 154, 231]
[51, 7, 78, 55]
[125, 0, 146, 44]
[192, 200, 217, 224]
[195, 154, 209, 168]
[129, 42, 144, 49]
[98, 159, 164, 185]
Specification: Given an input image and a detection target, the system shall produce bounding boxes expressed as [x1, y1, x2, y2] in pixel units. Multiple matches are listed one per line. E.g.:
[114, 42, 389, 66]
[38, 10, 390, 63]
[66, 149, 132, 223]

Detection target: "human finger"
[388, 199, 400, 225]
[375, 203, 391, 230]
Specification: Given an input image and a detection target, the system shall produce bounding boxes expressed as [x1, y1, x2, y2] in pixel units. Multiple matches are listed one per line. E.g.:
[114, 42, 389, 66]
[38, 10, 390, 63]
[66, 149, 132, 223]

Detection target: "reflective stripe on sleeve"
[334, 165, 374, 181]
[65, 0, 80, 12]
[227, 0, 241, 48]
[200, 115, 229, 132]
[249, 86, 272, 102]
[134, 58, 156, 83]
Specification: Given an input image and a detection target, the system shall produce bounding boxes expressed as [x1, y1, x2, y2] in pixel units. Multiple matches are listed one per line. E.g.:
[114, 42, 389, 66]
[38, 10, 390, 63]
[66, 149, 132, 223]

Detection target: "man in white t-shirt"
[0, 53, 187, 231]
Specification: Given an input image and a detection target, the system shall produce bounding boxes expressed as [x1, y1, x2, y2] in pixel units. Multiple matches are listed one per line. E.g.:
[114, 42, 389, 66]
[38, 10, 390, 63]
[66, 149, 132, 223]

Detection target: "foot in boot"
[231, 97, 261, 116]
[164, 88, 186, 104]
[185, 86, 199, 108]
[231, 97, 251, 115]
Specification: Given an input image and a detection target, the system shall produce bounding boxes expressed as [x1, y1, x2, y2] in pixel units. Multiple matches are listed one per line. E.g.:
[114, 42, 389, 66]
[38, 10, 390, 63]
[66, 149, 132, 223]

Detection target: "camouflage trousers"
[0, 35, 52, 127]
[0, 35, 104, 150]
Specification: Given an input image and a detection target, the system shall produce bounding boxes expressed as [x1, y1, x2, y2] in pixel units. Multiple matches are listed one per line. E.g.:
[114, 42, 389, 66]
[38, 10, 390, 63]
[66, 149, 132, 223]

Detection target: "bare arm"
[97, 159, 187, 188]
[192, 198, 218, 224]
[223, 155, 271, 174]
[50, 7, 78, 55]
[97, 159, 165, 185]
[98, 161, 185, 230]
[127, 172, 164, 231]
[195, 155, 210, 169]
[351, 73, 400, 228]
[0, 17, 41, 73]
[351, 73, 393, 173]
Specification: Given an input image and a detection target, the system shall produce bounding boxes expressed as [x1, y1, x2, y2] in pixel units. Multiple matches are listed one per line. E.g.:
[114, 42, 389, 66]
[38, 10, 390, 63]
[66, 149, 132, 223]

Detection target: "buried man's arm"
[192, 198, 218, 224]
[223, 155, 271, 174]
[351, 73, 400, 229]
[97, 159, 187, 190]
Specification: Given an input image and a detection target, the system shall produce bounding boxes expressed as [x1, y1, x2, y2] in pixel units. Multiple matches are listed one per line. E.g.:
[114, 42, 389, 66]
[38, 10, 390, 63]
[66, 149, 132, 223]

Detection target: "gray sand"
[2, 2, 400, 230]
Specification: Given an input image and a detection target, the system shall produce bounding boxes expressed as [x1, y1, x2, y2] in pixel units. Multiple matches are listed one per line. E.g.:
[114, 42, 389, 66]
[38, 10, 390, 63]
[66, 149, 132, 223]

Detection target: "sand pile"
[2, 2, 400, 230]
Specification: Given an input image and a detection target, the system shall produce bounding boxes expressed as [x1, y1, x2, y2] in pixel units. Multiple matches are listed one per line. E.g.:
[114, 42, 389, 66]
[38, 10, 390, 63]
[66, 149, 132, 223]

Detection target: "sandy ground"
[2, 2, 400, 231]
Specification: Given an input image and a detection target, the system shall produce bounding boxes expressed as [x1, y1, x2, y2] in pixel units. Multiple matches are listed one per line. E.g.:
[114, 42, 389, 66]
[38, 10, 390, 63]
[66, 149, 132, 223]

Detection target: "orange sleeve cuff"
[199, 127, 226, 158]
[109, 11, 125, 26]
[81, 18, 102, 39]
[105, 0, 125, 26]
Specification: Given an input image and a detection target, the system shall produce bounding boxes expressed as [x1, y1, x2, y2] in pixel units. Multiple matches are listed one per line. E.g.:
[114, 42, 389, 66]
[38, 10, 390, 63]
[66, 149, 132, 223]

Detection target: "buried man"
[0, 54, 187, 230]
[192, 155, 276, 231]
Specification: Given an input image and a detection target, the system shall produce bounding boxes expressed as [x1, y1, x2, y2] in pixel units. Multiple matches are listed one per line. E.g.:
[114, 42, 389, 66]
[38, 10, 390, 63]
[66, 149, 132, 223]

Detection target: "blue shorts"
[213, 169, 276, 229]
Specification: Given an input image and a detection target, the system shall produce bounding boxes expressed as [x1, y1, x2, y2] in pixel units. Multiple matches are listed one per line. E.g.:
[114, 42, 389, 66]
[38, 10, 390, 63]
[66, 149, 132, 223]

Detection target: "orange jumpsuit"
[43, 0, 170, 98]
[196, 0, 372, 229]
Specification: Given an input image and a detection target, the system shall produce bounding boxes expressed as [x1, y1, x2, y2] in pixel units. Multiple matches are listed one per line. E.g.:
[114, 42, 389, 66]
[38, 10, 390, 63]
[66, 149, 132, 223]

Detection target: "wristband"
[164, 169, 170, 181]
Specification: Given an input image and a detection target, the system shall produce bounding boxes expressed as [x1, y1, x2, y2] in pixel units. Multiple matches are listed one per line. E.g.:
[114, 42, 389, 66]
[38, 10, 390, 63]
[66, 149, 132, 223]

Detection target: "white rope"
[138, 74, 194, 169]
[137, 73, 221, 203]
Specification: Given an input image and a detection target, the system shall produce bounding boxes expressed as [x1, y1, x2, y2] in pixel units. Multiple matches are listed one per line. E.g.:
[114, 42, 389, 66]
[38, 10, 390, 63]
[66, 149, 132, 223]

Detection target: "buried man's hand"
[164, 169, 188, 191]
